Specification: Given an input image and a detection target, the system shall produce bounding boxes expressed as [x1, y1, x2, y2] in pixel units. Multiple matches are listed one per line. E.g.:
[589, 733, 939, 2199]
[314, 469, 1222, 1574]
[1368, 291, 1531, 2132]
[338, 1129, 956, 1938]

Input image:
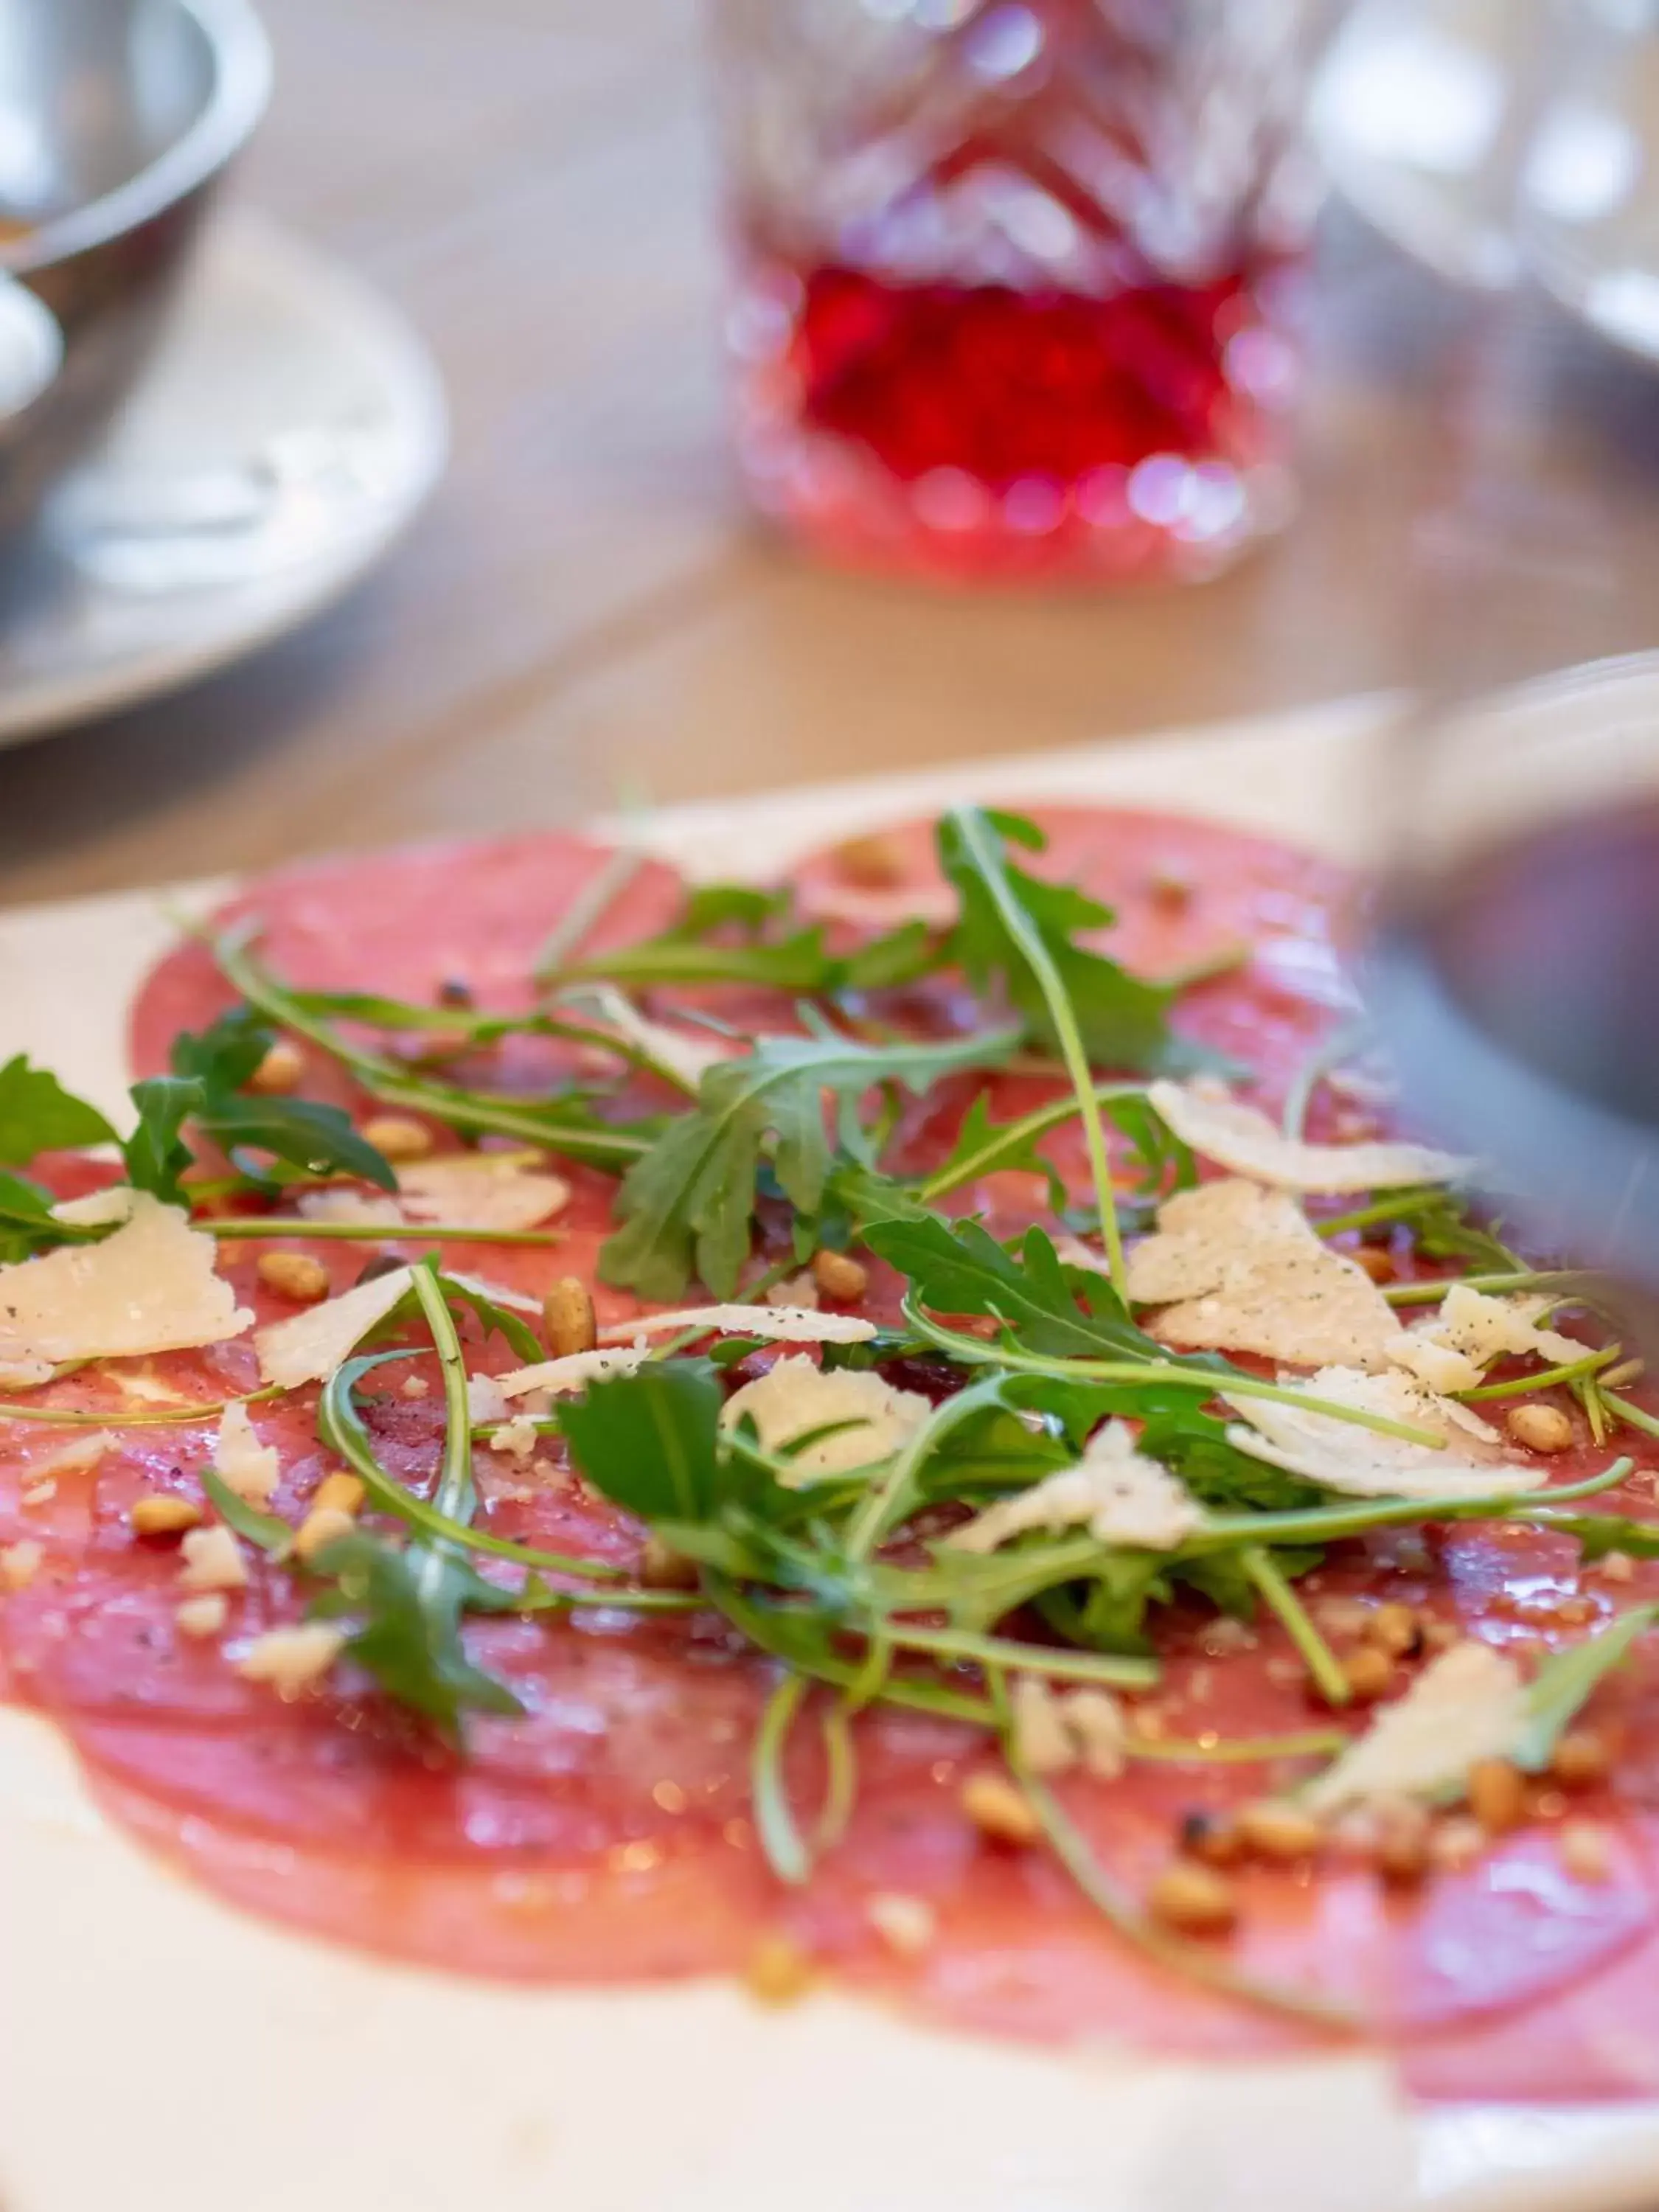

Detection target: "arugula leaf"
[863, 1214, 1167, 1365]
[1512, 1602, 1659, 1771]
[1106, 1092, 1198, 1200]
[0, 1055, 117, 1164]
[124, 1077, 199, 1200]
[602, 1019, 1019, 1301]
[560, 1362, 726, 1526]
[936, 810, 1192, 1076]
[551, 883, 940, 1001]
[169, 1006, 273, 1093]
[200, 1467, 293, 1555]
[927, 1093, 1069, 1212]
[434, 1273, 544, 1366]
[0, 1169, 79, 1262]
[308, 1530, 525, 1733]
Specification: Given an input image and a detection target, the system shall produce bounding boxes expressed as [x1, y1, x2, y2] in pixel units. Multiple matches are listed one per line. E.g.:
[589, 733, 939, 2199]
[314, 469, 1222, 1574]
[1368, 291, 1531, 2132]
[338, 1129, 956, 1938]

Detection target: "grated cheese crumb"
[1224, 1366, 1537, 1500]
[1304, 1641, 1526, 1814]
[951, 1422, 1205, 1553]
[29, 1430, 116, 1478]
[866, 1893, 937, 1959]
[0, 1193, 251, 1368]
[175, 1593, 229, 1640]
[178, 1524, 248, 1593]
[1, 1538, 43, 1590]
[1009, 1677, 1129, 1781]
[213, 1399, 282, 1504]
[235, 1623, 346, 1697]
[1147, 1078, 1472, 1194]
[721, 1357, 931, 1482]
[467, 1374, 509, 1426]
[21, 1478, 55, 1507]
[487, 1413, 543, 1459]
[1126, 1178, 1403, 1369]
[763, 1272, 819, 1310]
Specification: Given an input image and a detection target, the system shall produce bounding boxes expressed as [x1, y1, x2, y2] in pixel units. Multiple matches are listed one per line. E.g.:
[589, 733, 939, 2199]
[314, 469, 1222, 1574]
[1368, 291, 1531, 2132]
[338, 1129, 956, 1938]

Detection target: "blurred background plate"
[1312, 0, 1659, 358]
[0, 206, 446, 748]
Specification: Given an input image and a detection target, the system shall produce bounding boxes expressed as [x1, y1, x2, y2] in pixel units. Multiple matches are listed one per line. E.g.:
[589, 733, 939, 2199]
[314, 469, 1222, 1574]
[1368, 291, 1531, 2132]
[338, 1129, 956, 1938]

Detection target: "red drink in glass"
[714, 0, 1327, 585]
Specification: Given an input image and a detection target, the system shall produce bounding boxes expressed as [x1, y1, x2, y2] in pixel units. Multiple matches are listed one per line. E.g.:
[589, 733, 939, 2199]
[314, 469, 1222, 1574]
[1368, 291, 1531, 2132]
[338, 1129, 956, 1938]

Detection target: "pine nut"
[1469, 1758, 1528, 1834]
[1596, 1550, 1637, 1584]
[1147, 1860, 1237, 1935]
[1342, 1646, 1395, 1702]
[1178, 1809, 1244, 1865]
[745, 1934, 813, 2004]
[830, 832, 906, 889]
[543, 1276, 597, 1357]
[1374, 1799, 1431, 1884]
[639, 1534, 699, 1590]
[361, 1115, 434, 1161]
[1366, 1602, 1423, 1658]
[1550, 1728, 1613, 1789]
[257, 1250, 330, 1302]
[293, 1506, 356, 1564]
[1, 1540, 42, 1590]
[960, 1773, 1042, 1847]
[810, 1248, 869, 1303]
[248, 1040, 305, 1095]
[1351, 1245, 1395, 1284]
[1236, 1801, 1325, 1863]
[131, 1494, 204, 1537]
[1506, 1403, 1574, 1453]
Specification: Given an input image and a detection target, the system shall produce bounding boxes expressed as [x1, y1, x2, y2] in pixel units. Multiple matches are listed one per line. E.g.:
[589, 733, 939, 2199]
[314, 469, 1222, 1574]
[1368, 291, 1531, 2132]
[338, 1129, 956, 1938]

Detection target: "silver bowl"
[0, 0, 271, 550]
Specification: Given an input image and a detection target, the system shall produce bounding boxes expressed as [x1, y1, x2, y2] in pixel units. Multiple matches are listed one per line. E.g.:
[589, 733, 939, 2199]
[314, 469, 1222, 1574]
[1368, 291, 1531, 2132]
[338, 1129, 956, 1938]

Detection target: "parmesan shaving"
[297, 1189, 405, 1228]
[29, 1431, 116, 1477]
[1304, 1641, 1526, 1813]
[0, 1357, 52, 1390]
[720, 1357, 930, 1481]
[212, 1400, 281, 1504]
[498, 1349, 648, 1398]
[1224, 1367, 1540, 1499]
[598, 1305, 876, 1346]
[1127, 1178, 1402, 1369]
[951, 1422, 1204, 1553]
[397, 1152, 571, 1233]
[255, 1267, 416, 1389]
[1147, 1079, 1472, 1193]
[51, 1187, 136, 1228]
[1429, 1284, 1584, 1371]
[0, 1194, 251, 1368]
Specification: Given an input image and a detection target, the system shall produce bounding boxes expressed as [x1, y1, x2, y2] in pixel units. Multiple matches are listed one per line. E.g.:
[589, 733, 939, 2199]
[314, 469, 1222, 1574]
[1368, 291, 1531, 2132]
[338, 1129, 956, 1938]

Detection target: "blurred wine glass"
[1370, 0, 1659, 1309]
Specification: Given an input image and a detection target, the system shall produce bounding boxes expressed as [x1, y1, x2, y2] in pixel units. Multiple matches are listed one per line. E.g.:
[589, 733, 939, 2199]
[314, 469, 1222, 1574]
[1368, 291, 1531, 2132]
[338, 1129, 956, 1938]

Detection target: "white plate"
[5, 689, 1659, 2212]
[0, 209, 447, 746]
[1312, 0, 1659, 360]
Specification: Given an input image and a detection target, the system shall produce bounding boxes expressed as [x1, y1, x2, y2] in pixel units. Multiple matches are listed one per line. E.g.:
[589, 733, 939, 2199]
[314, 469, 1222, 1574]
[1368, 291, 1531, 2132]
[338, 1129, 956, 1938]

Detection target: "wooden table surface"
[1, 0, 1654, 910]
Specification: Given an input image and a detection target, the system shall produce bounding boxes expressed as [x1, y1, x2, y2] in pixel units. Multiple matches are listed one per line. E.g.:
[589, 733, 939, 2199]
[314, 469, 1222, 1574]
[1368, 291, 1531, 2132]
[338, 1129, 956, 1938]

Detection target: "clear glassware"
[709, 0, 1338, 585]
[1368, 1, 1659, 1318]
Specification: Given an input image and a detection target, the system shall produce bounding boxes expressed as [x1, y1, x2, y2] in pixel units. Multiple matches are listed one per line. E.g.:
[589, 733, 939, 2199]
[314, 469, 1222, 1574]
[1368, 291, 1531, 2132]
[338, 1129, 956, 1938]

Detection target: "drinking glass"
[1369, 1, 1659, 1312]
[709, 0, 1337, 585]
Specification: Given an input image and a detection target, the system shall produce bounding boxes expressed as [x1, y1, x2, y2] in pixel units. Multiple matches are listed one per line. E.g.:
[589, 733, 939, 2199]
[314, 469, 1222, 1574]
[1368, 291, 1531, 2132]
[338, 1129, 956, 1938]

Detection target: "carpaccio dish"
[4, 804, 1659, 2109]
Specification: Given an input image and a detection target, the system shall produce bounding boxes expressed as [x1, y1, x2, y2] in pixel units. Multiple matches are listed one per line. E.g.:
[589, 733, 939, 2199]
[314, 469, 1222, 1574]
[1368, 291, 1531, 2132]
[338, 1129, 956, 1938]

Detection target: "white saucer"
[1313, 0, 1659, 362]
[0, 209, 447, 748]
